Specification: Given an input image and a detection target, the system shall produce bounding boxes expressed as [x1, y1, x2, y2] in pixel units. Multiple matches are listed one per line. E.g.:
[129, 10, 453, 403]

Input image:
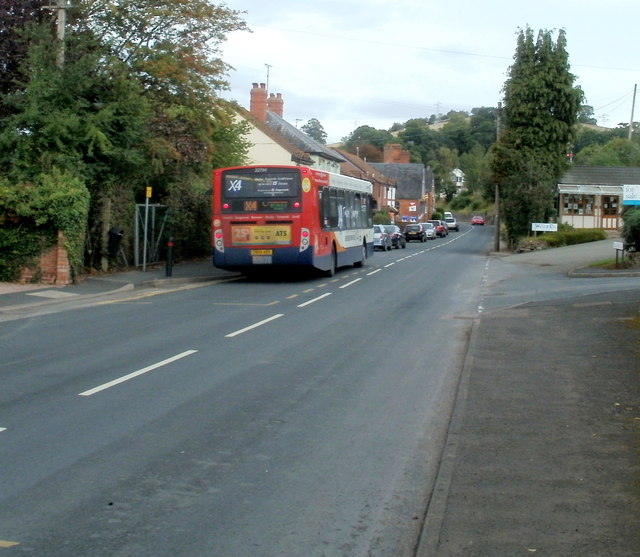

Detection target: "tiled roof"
[266, 112, 345, 164]
[236, 106, 314, 165]
[559, 166, 640, 185]
[333, 149, 397, 187]
[369, 163, 433, 199]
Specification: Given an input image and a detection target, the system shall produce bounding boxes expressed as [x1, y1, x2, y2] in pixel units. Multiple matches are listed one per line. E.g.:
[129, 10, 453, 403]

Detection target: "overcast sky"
[218, 0, 640, 143]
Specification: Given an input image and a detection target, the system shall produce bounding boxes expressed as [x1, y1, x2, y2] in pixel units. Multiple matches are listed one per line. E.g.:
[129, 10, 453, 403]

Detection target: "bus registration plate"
[250, 249, 273, 256]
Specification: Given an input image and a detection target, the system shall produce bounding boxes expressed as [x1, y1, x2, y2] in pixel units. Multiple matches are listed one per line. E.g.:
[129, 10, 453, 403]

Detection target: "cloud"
[220, 0, 640, 141]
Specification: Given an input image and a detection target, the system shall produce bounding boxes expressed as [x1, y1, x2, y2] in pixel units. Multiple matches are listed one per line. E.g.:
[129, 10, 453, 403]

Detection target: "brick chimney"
[267, 92, 284, 117]
[383, 143, 410, 164]
[250, 82, 268, 122]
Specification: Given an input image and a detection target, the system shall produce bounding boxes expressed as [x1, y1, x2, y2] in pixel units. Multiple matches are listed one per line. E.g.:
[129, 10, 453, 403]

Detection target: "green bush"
[621, 207, 640, 250]
[0, 171, 89, 278]
[0, 227, 54, 281]
[373, 210, 392, 224]
[541, 228, 607, 247]
[450, 192, 473, 211]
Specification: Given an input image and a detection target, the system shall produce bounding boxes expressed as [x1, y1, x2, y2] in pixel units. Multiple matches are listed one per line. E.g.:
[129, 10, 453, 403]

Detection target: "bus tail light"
[214, 229, 224, 252]
[299, 228, 310, 252]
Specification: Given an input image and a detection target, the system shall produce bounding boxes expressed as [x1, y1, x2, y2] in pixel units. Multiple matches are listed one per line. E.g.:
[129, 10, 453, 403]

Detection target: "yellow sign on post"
[146, 187, 152, 198]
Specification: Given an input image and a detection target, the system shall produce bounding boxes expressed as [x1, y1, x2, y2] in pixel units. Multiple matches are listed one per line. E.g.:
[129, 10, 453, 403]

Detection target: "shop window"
[562, 194, 594, 216]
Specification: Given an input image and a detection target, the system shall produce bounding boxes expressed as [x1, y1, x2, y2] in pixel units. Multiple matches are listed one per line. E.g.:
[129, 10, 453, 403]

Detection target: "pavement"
[419, 239, 640, 556]
[0, 258, 241, 313]
[2, 241, 640, 555]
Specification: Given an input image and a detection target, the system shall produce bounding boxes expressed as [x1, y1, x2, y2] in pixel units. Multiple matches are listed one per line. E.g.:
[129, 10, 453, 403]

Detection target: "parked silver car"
[444, 216, 459, 231]
[421, 222, 436, 240]
[373, 224, 392, 251]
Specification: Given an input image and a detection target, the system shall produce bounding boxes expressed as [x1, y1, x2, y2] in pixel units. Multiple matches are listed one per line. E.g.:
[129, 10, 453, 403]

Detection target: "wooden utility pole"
[494, 102, 502, 252]
[628, 84, 637, 140]
[43, 0, 70, 68]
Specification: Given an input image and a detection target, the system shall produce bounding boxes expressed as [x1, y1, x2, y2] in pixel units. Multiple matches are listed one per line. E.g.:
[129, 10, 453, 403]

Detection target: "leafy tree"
[73, 0, 247, 102]
[431, 146, 459, 201]
[572, 124, 614, 156]
[621, 206, 640, 251]
[397, 118, 443, 164]
[578, 104, 597, 125]
[439, 113, 472, 155]
[459, 143, 491, 193]
[301, 118, 327, 144]
[0, 25, 152, 273]
[342, 125, 394, 157]
[469, 107, 498, 151]
[0, 0, 251, 276]
[0, 0, 45, 117]
[491, 27, 582, 245]
[574, 137, 640, 166]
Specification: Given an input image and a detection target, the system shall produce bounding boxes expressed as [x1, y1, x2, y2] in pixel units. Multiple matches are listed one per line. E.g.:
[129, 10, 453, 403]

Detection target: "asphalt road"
[0, 225, 493, 556]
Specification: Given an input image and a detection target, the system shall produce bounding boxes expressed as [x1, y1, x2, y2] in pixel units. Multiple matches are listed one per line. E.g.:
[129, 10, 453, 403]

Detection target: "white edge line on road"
[78, 350, 198, 396]
[225, 313, 285, 338]
[366, 269, 382, 275]
[297, 292, 332, 308]
[0, 428, 6, 433]
[339, 278, 363, 289]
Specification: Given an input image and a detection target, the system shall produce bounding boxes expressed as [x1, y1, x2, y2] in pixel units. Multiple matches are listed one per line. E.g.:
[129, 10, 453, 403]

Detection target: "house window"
[602, 195, 619, 216]
[562, 194, 594, 216]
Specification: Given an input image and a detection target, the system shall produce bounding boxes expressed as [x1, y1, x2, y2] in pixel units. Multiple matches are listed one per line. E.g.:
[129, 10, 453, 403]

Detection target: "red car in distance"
[426, 220, 448, 237]
[471, 215, 485, 225]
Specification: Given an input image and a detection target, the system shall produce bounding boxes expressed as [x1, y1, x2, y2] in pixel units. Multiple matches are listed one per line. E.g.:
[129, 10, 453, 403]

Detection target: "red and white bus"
[212, 165, 374, 276]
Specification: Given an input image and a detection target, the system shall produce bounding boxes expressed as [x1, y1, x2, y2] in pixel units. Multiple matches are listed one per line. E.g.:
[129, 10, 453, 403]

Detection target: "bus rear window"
[221, 169, 301, 213]
[222, 170, 300, 199]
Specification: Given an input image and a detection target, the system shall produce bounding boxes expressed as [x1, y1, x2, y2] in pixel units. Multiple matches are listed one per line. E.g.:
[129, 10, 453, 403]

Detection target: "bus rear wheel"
[353, 242, 366, 268]
[323, 246, 337, 277]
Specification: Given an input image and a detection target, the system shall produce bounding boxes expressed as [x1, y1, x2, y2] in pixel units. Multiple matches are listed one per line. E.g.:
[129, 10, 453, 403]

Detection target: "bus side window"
[337, 189, 346, 230]
[355, 193, 364, 228]
[328, 188, 339, 229]
[320, 188, 330, 229]
[367, 195, 374, 227]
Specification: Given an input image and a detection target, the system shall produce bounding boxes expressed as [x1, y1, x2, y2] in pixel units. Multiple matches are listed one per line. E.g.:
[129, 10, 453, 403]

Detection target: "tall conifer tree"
[492, 27, 582, 245]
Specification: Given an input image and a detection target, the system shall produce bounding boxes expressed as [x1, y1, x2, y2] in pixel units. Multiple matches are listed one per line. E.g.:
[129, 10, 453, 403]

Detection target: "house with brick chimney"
[229, 83, 398, 214]
[236, 83, 345, 173]
[369, 144, 434, 225]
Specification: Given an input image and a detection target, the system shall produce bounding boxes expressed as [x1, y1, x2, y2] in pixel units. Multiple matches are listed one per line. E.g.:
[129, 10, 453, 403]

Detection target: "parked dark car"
[373, 224, 392, 250]
[384, 225, 407, 249]
[404, 223, 427, 242]
[427, 220, 448, 237]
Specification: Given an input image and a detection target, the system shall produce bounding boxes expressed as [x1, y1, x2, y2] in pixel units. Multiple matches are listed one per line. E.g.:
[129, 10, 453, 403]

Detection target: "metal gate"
[134, 204, 168, 268]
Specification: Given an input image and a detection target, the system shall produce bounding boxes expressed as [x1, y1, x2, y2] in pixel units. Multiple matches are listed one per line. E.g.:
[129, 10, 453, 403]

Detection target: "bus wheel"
[353, 242, 366, 268]
[324, 246, 337, 277]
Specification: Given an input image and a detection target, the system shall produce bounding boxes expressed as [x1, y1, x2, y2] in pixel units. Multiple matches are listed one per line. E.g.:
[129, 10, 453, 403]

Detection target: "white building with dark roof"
[557, 166, 640, 229]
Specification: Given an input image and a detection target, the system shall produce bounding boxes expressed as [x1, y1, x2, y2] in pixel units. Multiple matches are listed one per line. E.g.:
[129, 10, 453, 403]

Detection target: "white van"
[444, 211, 453, 220]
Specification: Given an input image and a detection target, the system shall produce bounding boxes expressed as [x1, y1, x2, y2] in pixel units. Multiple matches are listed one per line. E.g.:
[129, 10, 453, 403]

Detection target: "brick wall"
[383, 144, 411, 164]
[19, 231, 71, 285]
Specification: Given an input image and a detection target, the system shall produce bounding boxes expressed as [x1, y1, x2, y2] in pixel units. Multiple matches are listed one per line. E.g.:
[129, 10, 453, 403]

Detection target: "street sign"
[531, 223, 558, 232]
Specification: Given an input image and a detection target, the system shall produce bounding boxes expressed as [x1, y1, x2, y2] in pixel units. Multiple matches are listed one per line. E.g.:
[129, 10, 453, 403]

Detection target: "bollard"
[166, 237, 174, 277]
